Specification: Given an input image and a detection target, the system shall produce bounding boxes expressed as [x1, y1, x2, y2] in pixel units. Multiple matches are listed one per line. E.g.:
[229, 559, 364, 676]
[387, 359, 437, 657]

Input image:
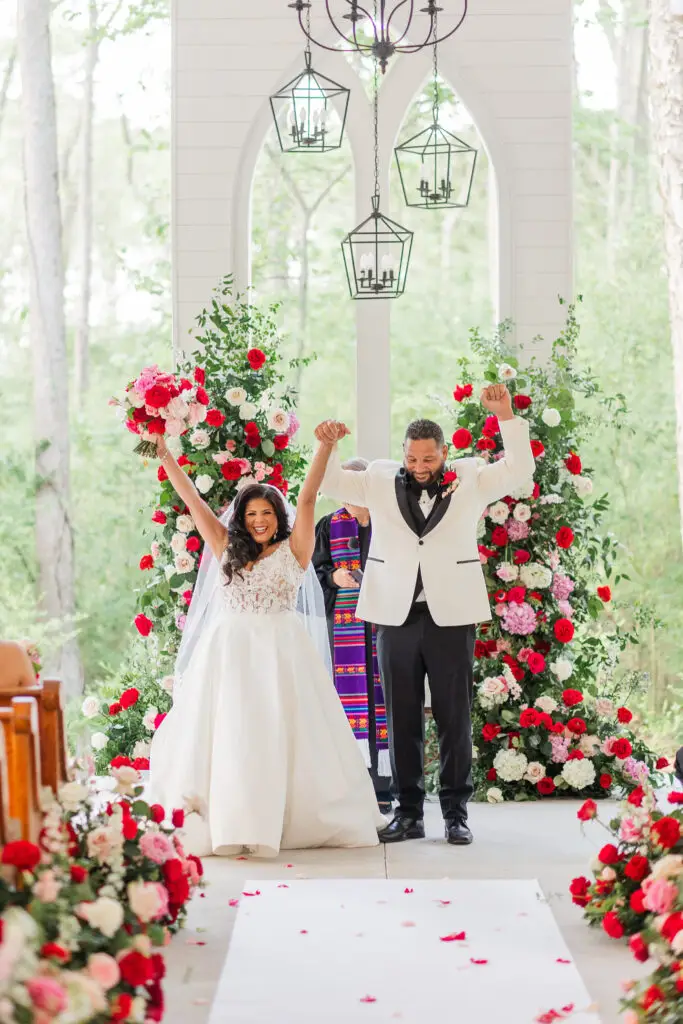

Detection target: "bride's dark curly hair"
[222, 484, 291, 584]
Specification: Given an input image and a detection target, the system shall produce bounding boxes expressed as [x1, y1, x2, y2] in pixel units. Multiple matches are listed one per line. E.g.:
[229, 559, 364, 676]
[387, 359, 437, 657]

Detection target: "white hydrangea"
[550, 658, 573, 682]
[175, 514, 194, 534]
[535, 694, 558, 714]
[573, 476, 594, 499]
[513, 503, 532, 523]
[498, 363, 517, 381]
[91, 732, 108, 751]
[81, 696, 100, 719]
[478, 675, 509, 710]
[510, 479, 535, 500]
[190, 429, 211, 450]
[486, 787, 505, 804]
[267, 408, 289, 432]
[239, 403, 258, 420]
[226, 387, 247, 406]
[524, 761, 547, 784]
[561, 758, 596, 790]
[493, 748, 528, 782]
[542, 408, 561, 428]
[170, 533, 187, 554]
[539, 493, 564, 505]
[174, 552, 196, 574]
[476, 517, 486, 540]
[195, 474, 214, 494]
[488, 501, 510, 524]
[520, 562, 553, 589]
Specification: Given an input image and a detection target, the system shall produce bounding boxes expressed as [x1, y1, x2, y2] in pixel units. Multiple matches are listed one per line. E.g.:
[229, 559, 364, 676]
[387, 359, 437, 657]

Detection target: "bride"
[148, 424, 386, 857]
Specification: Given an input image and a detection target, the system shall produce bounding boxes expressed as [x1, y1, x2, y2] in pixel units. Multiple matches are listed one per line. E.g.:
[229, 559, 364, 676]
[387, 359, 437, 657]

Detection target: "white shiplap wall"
[173, 0, 573, 454]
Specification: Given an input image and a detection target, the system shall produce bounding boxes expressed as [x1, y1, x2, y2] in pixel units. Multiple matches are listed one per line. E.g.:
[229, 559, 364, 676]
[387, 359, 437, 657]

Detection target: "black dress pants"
[376, 604, 475, 821]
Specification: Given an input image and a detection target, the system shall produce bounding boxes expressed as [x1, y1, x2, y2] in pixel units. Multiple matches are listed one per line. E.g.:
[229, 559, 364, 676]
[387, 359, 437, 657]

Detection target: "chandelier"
[341, 60, 413, 298]
[394, 20, 477, 209]
[288, 0, 469, 74]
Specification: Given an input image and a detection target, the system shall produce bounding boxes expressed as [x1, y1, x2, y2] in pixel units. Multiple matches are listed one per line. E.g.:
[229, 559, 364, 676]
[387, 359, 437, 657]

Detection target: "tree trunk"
[295, 212, 310, 395]
[74, 1, 98, 396]
[649, 0, 683, 552]
[17, 0, 82, 694]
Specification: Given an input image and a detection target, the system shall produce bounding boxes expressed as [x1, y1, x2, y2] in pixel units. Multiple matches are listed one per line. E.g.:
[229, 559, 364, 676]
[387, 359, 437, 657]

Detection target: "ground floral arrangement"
[0, 771, 203, 1023]
[569, 782, 683, 1021]
[432, 310, 662, 803]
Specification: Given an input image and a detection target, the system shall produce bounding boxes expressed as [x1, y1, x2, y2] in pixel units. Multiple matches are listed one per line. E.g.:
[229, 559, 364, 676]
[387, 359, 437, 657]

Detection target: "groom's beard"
[405, 463, 445, 489]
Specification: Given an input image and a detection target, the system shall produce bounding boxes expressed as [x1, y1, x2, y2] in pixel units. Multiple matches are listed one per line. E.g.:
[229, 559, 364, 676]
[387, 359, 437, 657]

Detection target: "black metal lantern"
[341, 59, 413, 299]
[395, 26, 477, 210]
[270, 51, 350, 153]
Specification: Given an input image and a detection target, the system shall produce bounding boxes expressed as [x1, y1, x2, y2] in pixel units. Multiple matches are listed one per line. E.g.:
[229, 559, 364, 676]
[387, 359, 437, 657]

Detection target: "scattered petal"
[360, 996, 377, 1004]
[228, 899, 240, 908]
[277, 884, 289, 889]
[470, 958, 488, 964]
[556, 958, 571, 964]
[440, 931, 466, 942]
[235, 856, 248, 861]
[401, 921, 416, 928]
[200, 892, 206, 898]
[285, 863, 294, 868]
[436, 899, 451, 906]
[403, 887, 414, 894]
[561, 1007, 575, 1015]
[242, 890, 261, 897]
[186, 939, 206, 946]
[300, 930, 308, 934]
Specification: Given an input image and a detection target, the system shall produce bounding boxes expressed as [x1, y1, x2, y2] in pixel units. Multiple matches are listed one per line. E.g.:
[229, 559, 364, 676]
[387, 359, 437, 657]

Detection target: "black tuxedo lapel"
[395, 470, 420, 536]
[420, 490, 452, 538]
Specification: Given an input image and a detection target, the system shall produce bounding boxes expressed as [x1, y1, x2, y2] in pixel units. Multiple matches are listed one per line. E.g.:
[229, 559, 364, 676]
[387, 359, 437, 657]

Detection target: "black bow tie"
[404, 472, 442, 499]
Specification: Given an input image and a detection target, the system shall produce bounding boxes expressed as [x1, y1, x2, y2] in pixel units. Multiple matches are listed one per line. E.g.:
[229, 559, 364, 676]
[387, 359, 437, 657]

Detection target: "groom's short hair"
[404, 419, 445, 447]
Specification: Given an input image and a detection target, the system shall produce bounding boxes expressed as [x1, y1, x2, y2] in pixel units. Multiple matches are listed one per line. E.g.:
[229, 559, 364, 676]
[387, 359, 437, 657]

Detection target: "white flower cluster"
[510, 479, 535, 500]
[478, 675, 509, 710]
[513, 503, 531, 522]
[524, 761, 547, 784]
[572, 476, 593, 499]
[550, 657, 573, 682]
[561, 758, 596, 789]
[519, 562, 553, 589]
[493, 748, 528, 782]
[488, 501, 510, 524]
[535, 694, 558, 714]
[542, 408, 561, 427]
[486, 787, 505, 803]
[539, 493, 564, 506]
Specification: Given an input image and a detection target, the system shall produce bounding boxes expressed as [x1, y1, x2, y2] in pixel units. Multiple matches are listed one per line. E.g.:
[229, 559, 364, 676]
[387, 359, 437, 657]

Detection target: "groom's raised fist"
[315, 420, 351, 445]
[480, 384, 514, 421]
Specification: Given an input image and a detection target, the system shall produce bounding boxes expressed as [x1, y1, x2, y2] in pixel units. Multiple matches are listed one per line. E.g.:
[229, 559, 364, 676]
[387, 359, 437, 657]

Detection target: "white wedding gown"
[149, 540, 386, 857]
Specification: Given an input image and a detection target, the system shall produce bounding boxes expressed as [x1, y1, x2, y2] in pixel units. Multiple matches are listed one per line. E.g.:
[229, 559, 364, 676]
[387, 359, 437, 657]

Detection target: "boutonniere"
[441, 468, 459, 497]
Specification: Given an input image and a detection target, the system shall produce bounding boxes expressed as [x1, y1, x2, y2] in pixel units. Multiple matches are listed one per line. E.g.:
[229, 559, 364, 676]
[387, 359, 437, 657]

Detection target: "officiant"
[313, 457, 392, 814]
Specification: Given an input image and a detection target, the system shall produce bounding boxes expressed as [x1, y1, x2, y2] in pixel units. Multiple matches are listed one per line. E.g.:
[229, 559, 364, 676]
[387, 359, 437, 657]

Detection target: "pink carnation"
[550, 735, 570, 763]
[506, 519, 530, 542]
[502, 601, 538, 636]
[642, 877, 678, 915]
[139, 831, 175, 865]
[619, 817, 644, 844]
[623, 757, 649, 783]
[286, 412, 300, 438]
[557, 600, 573, 618]
[551, 573, 575, 601]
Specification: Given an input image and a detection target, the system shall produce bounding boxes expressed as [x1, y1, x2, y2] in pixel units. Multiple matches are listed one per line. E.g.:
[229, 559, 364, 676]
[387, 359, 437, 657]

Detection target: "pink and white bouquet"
[112, 365, 210, 458]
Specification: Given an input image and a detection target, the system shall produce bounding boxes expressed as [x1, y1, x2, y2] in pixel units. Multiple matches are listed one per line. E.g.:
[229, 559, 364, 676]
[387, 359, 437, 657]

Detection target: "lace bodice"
[220, 541, 305, 614]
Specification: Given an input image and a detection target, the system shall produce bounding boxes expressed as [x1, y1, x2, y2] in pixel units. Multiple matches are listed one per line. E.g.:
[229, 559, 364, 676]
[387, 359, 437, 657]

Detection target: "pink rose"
[188, 402, 207, 427]
[26, 978, 68, 1016]
[212, 451, 231, 465]
[642, 877, 678, 915]
[33, 869, 61, 903]
[127, 880, 169, 923]
[225, 439, 237, 451]
[139, 831, 175, 865]
[602, 737, 618, 756]
[87, 953, 121, 990]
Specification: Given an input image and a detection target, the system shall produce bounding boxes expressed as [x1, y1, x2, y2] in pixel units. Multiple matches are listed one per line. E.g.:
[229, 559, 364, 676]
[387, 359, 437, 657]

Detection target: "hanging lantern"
[394, 20, 477, 210]
[341, 57, 413, 299]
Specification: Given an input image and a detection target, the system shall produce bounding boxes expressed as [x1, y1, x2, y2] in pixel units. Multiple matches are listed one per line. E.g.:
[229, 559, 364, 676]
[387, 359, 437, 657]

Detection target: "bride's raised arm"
[289, 420, 349, 569]
[156, 438, 227, 560]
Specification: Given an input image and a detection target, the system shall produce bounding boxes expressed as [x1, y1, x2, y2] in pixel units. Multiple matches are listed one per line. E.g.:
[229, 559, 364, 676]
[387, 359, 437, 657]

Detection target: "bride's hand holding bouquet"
[112, 365, 209, 459]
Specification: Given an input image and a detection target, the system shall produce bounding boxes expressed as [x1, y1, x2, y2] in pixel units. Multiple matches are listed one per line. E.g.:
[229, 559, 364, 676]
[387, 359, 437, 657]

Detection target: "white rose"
[573, 476, 593, 499]
[239, 403, 257, 420]
[510, 479, 535, 500]
[650, 855, 683, 880]
[159, 675, 175, 694]
[561, 758, 596, 790]
[143, 706, 159, 732]
[190, 429, 211, 450]
[535, 695, 558, 714]
[226, 387, 247, 407]
[79, 897, 124, 939]
[542, 408, 561, 428]
[81, 696, 100, 719]
[150, 541, 160, 559]
[91, 732, 109, 751]
[268, 408, 289, 432]
[175, 515, 194, 534]
[111, 765, 140, 796]
[488, 501, 510, 524]
[486, 787, 505, 804]
[170, 532, 187, 554]
[133, 740, 151, 760]
[59, 781, 89, 812]
[261, 439, 275, 458]
[513, 503, 531, 522]
[174, 552, 195, 574]
[195, 474, 214, 495]
[524, 762, 547, 784]
[550, 658, 573, 682]
[498, 363, 517, 381]
[127, 881, 167, 924]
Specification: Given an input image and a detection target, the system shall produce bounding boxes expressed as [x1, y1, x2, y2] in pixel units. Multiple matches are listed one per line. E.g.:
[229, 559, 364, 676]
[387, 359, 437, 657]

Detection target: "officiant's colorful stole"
[329, 510, 388, 762]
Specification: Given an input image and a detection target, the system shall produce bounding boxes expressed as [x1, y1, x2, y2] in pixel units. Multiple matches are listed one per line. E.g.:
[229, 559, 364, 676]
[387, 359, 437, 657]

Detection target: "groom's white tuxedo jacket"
[321, 417, 535, 628]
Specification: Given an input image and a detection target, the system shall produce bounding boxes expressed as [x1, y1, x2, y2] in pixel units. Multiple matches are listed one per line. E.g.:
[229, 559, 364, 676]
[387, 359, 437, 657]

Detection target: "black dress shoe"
[445, 818, 473, 846]
[378, 814, 425, 844]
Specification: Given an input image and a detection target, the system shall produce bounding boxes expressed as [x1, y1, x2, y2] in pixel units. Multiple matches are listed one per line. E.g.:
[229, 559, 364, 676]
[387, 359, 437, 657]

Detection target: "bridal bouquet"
[112, 365, 209, 458]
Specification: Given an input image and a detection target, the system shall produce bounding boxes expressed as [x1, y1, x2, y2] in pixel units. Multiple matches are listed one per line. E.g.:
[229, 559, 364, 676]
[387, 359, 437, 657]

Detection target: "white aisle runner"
[208, 879, 600, 1024]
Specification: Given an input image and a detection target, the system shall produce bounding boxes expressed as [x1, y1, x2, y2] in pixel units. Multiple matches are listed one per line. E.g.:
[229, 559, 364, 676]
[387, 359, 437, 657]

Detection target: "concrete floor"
[164, 799, 644, 1023]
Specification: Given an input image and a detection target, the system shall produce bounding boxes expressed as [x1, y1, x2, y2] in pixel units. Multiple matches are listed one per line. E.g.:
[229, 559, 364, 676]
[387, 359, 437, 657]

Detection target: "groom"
[316, 384, 535, 845]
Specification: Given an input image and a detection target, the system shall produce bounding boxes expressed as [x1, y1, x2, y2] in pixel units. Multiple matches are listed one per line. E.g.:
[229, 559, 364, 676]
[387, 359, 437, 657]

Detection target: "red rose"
[597, 586, 612, 603]
[205, 409, 226, 428]
[119, 951, 154, 987]
[247, 348, 266, 370]
[219, 459, 242, 481]
[151, 510, 167, 525]
[194, 367, 205, 385]
[150, 804, 165, 824]
[108, 702, 122, 716]
[513, 394, 532, 410]
[177, 455, 193, 469]
[112, 994, 133, 1022]
[452, 428, 472, 450]
[146, 417, 166, 436]
[660, 912, 683, 942]
[110, 755, 133, 769]
[134, 613, 153, 636]
[624, 855, 650, 883]
[453, 384, 473, 402]
[598, 843, 620, 865]
[132, 406, 150, 424]
[527, 652, 545, 674]
[196, 386, 209, 405]
[179, 378, 193, 391]
[139, 554, 154, 571]
[70, 864, 88, 883]
[617, 706, 633, 724]
[537, 777, 555, 795]
[519, 708, 540, 729]
[482, 724, 501, 742]
[474, 640, 489, 659]
[154, 713, 167, 730]
[273, 434, 289, 451]
[642, 985, 664, 1011]
[443, 470, 457, 486]
[602, 911, 624, 940]
[630, 889, 645, 913]
[567, 717, 587, 735]
[120, 687, 139, 709]
[551, 721, 565, 734]
[186, 535, 201, 553]
[482, 415, 499, 436]
[628, 786, 645, 807]
[564, 451, 582, 476]
[486, 768, 497, 781]
[144, 384, 172, 410]
[507, 586, 526, 604]
[133, 757, 149, 771]
[577, 799, 597, 821]
[163, 858, 184, 883]
[652, 816, 681, 849]
[244, 423, 261, 448]
[40, 942, 70, 962]
[123, 816, 138, 841]
[555, 526, 575, 549]
[656, 757, 670, 769]
[172, 808, 185, 828]
[537, 712, 553, 731]
[569, 876, 591, 907]
[1, 840, 41, 871]
[183, 589, 193, 606]
[599, 773, 613, 789]
[554, 618, 574, 644]
[476, 437, 496, 451]
[612, 738, 633, 759]
[567, 750, 584, 760]
[530, 439, 545, 458]
[512, 550, 530, 566]
[491, 526, 509, 547]
[562, 688, 583, 707]
[668, 792, 683, 805]
[628, 934, 649, 962]
[157, 465, 168, 482]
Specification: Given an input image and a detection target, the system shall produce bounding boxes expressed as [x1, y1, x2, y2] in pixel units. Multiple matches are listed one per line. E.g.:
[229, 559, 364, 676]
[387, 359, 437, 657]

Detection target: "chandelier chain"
[432, 9, 439, 125]
[305, 2, 312, 61]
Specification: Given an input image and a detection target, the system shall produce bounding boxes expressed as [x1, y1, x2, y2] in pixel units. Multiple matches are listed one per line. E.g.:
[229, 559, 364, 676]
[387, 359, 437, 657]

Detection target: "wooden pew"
[0, 698, 42, 843]
[0, 678, 68, 794]
[0, 716, 17, 845]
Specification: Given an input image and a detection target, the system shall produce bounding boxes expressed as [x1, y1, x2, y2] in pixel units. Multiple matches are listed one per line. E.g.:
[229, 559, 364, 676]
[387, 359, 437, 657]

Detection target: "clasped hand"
[314, 420, 351, 445]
